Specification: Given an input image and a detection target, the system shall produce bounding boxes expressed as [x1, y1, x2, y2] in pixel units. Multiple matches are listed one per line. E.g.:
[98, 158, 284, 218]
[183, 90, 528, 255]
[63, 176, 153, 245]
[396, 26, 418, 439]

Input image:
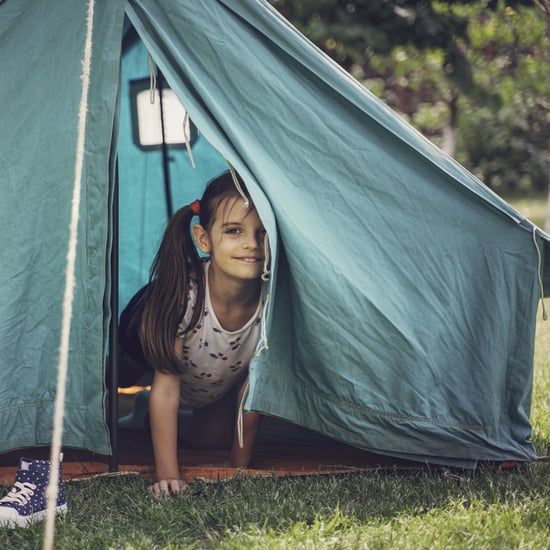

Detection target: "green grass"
[1, 196, 549, 549]
[3, 463, 550, 549]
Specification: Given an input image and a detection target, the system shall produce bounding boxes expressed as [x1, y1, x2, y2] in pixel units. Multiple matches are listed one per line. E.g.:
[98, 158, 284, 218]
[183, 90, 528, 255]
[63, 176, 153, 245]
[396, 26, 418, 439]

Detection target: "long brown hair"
[139, 170, 251, 373]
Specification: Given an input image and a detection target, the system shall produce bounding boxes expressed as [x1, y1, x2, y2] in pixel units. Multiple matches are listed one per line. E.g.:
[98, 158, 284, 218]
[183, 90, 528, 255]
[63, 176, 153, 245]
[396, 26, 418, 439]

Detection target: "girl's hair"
[139, 170, 252, 374]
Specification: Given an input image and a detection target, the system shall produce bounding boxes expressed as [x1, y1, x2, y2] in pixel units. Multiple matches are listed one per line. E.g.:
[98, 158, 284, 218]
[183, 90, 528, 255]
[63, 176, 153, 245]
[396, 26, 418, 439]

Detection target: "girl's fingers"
[169, 479, 188, 494]
[149, 479, 188, 496]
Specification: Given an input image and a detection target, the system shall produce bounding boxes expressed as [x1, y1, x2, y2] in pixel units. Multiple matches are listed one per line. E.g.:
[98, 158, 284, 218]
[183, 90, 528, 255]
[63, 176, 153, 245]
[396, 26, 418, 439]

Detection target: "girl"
[140, 170, 268, 495]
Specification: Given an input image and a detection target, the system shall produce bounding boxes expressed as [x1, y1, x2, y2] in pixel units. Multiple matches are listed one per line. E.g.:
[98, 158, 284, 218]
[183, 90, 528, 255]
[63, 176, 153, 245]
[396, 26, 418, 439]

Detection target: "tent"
[1, 0, 549, 470]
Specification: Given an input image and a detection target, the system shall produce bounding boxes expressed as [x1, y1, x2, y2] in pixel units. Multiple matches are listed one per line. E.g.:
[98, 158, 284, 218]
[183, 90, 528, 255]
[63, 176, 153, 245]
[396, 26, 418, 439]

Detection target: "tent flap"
[0, 0, 126, 454]
[127, 0, 543, 467]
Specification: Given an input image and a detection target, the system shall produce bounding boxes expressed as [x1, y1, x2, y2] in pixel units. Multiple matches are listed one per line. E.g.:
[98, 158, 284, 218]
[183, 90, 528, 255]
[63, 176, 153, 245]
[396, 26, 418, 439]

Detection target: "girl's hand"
[149, 478, 188, 496]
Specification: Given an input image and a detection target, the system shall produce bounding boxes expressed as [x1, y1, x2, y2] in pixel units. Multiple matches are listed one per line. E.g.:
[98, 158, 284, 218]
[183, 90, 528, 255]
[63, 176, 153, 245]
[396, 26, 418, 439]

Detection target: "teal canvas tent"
[1, 0, 548, 469]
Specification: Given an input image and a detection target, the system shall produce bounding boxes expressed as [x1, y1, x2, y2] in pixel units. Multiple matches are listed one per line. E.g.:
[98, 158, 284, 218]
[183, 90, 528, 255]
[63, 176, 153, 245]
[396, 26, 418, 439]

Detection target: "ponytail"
[140, 203, 205, 373]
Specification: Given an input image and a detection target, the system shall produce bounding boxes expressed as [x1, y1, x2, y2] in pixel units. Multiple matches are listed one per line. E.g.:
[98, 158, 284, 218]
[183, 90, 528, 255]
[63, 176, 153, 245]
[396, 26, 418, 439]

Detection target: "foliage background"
[270, 0, 550, 201]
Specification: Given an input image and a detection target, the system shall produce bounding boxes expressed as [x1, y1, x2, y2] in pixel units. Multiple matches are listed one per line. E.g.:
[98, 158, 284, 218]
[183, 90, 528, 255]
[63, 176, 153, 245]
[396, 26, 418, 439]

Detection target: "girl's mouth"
[235, 257, 262, 263]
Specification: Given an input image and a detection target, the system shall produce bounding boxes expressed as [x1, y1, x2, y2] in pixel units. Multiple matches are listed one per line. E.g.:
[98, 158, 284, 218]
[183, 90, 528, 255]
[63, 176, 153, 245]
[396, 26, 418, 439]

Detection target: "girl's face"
[193, 196, 266, 283]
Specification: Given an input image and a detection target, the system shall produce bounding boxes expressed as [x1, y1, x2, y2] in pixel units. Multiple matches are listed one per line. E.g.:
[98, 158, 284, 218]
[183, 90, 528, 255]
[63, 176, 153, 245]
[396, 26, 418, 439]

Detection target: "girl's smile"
[193, 199, 266, 283]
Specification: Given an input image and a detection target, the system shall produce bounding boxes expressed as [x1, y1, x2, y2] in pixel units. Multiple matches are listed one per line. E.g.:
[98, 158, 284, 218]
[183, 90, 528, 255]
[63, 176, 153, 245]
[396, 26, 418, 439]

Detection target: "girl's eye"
[225, 227, 241, 235]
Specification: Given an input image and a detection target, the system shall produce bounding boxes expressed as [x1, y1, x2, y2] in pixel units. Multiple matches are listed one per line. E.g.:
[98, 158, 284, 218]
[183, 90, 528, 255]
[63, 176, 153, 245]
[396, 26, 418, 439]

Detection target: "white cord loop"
[261, 232, 271, 282]
[532, 226, 547, 321]
[148, 53, 156, 104]
[254, 292, 270, 357]
[227, 162, 249, 208]
[183, 112, 196, 168]
[236, 378, 250, 449]
[148, 53, 196, 169]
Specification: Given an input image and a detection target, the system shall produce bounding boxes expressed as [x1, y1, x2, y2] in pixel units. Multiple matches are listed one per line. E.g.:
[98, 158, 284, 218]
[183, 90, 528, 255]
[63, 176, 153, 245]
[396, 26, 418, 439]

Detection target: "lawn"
[508, 193, 549, 231]
[1, 197, 549, 549]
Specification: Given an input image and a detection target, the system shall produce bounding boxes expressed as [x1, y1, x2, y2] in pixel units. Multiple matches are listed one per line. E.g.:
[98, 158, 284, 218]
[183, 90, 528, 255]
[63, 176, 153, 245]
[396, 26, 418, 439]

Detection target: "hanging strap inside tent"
[237, 280, 271, 448]
[261, 233, 271, 282]
[183, 112, 196, 168]
[228, 162, 250, 208]
[236, 377, 249, 449]
[147, 53, 156, 104]
[43, 1, 96, 549]
[148, 52, 196, 169]
[254, 292, 270, 357]
[532, 226, 547, 321]
[237, 293, 270, 449]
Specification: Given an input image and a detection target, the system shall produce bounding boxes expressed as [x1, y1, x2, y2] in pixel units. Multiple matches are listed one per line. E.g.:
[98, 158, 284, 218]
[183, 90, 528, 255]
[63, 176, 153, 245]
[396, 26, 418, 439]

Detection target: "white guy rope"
[43, 1, 95, 548]
[532, 225, 548, 321]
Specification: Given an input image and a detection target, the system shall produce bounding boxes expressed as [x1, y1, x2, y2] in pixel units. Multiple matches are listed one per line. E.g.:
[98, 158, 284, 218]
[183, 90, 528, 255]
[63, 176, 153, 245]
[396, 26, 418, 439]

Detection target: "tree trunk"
[442, 123, 456, 157]
[442, 92, 459, 157]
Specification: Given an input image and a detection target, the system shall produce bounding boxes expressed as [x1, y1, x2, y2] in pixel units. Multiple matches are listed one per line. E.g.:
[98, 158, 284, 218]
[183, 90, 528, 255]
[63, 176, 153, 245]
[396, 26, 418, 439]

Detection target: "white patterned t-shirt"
[176, 261, 262, 408]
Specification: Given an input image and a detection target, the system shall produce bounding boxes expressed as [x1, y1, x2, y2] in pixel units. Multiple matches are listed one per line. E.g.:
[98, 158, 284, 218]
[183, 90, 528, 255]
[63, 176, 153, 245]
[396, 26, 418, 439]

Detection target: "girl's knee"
[190, 427, 233, 449]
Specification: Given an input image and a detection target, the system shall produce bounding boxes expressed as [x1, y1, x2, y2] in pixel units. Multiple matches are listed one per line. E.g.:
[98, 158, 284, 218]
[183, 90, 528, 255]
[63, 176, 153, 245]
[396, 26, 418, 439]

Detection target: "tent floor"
[0, 390, 531, 485]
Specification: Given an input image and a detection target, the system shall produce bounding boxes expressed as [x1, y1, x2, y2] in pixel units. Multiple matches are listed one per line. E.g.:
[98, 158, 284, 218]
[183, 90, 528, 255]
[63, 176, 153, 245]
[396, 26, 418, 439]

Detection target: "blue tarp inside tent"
[1, 0, 549, 468]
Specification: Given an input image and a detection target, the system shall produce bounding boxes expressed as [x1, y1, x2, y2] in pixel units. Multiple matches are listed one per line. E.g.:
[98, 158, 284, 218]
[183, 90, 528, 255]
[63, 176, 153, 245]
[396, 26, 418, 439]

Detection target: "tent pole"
[108, 160, 120, 472]
[157, 69, 173, 219]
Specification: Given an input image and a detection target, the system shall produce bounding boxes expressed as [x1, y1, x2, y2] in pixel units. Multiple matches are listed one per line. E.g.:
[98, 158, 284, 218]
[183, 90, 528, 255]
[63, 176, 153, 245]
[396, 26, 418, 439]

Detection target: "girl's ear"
[192, 224, 211, 254]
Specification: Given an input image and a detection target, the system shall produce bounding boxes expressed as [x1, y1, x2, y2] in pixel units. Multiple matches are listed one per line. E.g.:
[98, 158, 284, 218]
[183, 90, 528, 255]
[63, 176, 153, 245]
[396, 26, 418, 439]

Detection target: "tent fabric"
[0, 0, 548, 467]
[0, 0, 125, 454]
[126, 0, 549, 467]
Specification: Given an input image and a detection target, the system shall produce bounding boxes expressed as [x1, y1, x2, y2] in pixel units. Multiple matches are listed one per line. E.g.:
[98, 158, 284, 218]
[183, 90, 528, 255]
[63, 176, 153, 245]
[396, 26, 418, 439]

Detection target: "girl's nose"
[242, 232, 259, 249]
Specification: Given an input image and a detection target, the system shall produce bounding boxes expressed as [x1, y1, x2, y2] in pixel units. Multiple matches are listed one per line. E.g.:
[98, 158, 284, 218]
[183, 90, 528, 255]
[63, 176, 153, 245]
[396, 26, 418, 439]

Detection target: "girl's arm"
[149, 343, 186, 495]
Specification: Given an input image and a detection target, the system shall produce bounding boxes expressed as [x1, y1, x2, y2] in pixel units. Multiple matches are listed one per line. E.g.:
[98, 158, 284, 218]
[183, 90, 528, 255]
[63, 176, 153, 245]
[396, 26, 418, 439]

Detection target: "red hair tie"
[190, 200, 201, 216]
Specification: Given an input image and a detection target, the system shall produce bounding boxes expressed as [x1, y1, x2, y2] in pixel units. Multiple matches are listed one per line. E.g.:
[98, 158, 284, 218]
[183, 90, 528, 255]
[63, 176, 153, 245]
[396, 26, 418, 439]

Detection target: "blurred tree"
[534, 0, 550, 231]
[270, 0, 550, 198]
[270, 0, 476, 155]
[455, 2, 550, 195]
[270, 1, 532, 93]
